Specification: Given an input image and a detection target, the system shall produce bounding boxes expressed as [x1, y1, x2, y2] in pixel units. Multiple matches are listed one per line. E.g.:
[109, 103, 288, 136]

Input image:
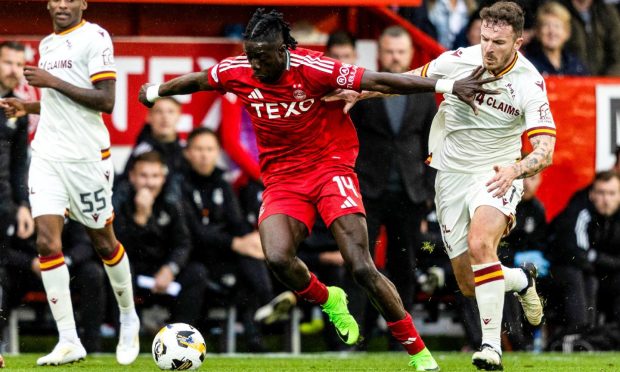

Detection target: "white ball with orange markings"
[152, 323, 207, 370]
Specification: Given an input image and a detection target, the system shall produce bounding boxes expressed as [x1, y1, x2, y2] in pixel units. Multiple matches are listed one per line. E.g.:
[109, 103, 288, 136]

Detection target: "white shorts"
[434, 170, 523, 259]
[29, 156, 115, 229]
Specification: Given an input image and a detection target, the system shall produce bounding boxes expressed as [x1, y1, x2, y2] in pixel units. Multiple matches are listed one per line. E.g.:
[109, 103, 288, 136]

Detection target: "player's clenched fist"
[24, 66, 58, 89]
[138, 83, 157, 108]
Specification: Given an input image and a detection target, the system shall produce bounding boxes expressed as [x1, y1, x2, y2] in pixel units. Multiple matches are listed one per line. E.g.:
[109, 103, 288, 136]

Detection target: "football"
[152, 323, 207, 370]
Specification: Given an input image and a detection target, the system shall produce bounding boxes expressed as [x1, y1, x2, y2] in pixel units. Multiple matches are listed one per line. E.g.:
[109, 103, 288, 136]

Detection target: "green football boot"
[321, 286, 360, 345]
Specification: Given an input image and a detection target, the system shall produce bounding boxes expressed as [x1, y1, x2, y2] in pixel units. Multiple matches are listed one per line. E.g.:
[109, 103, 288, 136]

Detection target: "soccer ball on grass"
[152, 323, 207, 370]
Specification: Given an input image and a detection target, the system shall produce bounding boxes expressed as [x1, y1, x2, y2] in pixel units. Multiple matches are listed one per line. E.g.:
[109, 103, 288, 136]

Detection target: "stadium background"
[1, 0, 620, 363]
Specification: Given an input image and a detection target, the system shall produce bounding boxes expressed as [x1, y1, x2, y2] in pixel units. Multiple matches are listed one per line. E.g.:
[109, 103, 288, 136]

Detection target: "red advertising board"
[13, 37, 619, 221]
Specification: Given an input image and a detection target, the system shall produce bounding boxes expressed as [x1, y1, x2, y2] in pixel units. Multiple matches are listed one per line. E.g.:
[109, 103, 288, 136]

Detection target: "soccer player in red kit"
[139, 9, 498, 371]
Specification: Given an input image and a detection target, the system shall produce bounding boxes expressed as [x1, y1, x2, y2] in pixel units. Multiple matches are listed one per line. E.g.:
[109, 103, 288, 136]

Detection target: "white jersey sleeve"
[519, 79, 557, 139]
[87, 26, 117, 84]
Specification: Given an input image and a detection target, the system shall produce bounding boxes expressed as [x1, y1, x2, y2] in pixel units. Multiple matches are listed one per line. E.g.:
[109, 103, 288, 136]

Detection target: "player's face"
[480, 20, 523, 74]
[149, 99, 181, 142]
[0, 47, 25, 91]
[185, 133, 220, 176]
[48, 0, 87, 32]
[537, 14, 569, 51]
[327, 44, 357, 65]
[129, 161, 166, 198]
[244, 39, 287, 83]
[378, 34, 413, 73]
[590, 177, 620, 217]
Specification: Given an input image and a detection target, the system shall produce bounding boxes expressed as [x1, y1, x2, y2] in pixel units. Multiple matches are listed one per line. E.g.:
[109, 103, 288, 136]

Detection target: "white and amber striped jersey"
[31, 20, 116, 162]
[421, 44, 556, 173]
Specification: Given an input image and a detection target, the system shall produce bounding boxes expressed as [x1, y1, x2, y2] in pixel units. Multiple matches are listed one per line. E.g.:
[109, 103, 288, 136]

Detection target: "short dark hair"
[0, 41, 25, 54]
[187, 127, 219, 148]
[132, 151, 165, 169]
[380, 25, 410, 40]
[326, 31, 356, 50]
[152, 96, 181, 108]
[480, 1, 525, 38]
[594, 170, 620, 184]
[243, 8, 298, 50]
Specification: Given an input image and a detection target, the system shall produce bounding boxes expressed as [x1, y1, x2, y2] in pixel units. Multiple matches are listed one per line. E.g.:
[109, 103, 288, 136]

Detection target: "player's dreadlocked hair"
[243, 9, 298, 50]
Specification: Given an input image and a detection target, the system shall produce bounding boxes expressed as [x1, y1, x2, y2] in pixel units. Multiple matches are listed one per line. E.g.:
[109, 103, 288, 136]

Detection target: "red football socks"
[387, 312, 426, 355]
[295, 272, 329, 305]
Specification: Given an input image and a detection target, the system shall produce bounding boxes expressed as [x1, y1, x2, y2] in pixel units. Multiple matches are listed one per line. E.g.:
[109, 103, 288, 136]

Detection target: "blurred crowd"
[2, 0, 620, 354]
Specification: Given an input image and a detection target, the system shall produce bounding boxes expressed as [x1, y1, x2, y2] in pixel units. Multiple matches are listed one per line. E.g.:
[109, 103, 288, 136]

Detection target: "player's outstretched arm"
[0, 98, 40, 117]
[23, 66, 115, 114]
[138, 71, 214, 108]
[361, 66, 500, 114]
[486, 134, 555, 197]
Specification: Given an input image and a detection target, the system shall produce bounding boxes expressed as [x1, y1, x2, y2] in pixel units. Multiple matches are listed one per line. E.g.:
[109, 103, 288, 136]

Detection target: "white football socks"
[40, 253, 79, 344]
[502, 265, 528, 293]
[472, 261, 505, 354]
[102, 243, 136, 312]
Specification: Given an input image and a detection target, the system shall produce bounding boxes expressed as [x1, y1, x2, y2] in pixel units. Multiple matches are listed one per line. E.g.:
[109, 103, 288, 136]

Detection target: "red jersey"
[206, 48, 365, 186]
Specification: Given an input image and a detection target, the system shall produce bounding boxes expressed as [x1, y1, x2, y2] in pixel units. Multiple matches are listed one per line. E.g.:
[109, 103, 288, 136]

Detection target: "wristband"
[146, 84, 161, 103]
[435, 79, 454, 94]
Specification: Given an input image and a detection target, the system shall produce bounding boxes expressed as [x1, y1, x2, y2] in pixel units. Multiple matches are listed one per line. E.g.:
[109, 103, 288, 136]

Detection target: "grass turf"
[2, 352, 618, 371]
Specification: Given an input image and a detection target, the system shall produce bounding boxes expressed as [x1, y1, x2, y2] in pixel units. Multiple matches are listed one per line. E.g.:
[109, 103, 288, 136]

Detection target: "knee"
[351, 263, 380, 288]
[91, 235, 117, 258]
[467, 235, 497, 264]
[264, 248, 294, 274]
[36, 233, 62, 257]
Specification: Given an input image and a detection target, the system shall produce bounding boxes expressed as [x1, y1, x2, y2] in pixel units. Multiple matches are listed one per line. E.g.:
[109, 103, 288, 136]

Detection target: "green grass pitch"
[2, 352, 619, 371]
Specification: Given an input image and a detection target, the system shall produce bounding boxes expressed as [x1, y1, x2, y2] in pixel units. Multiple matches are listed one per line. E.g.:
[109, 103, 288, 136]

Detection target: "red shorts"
[258, 166, 366, 232]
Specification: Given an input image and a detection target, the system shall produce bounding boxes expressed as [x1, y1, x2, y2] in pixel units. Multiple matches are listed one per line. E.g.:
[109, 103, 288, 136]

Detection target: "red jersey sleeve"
[206, 56, 251, 94]
[206, 62, 226, 94]
[329, 60, 365, 92]
[291, 50, 365, 93]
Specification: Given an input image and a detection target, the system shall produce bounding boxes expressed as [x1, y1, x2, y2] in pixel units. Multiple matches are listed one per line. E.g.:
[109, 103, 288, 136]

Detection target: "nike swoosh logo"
[336, 328, 349, 342]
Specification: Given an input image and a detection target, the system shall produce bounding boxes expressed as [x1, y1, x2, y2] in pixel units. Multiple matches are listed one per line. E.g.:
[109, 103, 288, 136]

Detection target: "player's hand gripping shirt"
[421, 45, 556, 173]
[31, 20, 116, 162]
[207, 48, 365, 186]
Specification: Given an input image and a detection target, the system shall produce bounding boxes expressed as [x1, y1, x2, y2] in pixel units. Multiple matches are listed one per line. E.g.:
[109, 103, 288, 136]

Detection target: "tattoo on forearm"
[512, 135, 555, 179]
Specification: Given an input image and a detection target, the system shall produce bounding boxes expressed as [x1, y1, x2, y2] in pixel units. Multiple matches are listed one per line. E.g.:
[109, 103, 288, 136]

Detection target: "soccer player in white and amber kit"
[416, 2, 554, 370]
[0, 0, 139, 366]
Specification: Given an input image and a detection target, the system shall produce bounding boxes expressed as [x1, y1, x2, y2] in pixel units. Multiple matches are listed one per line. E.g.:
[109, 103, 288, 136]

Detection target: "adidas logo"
[340, 196, 358, 209]
[402, 337, 417, 345]
[248, 88, 264, 100]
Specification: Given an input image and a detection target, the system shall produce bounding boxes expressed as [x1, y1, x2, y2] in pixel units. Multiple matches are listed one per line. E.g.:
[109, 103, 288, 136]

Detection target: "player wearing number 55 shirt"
[0, 0, 139, 367]
[414, 2, 555, 370]
[139, 9, 497, 371]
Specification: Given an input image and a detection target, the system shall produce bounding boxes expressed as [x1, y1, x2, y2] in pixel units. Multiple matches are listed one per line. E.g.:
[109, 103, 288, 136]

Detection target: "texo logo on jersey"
[250, 98, 315, 119]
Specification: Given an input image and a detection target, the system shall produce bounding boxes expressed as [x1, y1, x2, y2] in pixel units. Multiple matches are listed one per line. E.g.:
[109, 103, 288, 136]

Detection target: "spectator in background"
[122, 97, 187, 182]
[526, 2, 589, 76]
[427, 0, 477, 48]
[0, 219, 106, 352]
[181, 128, 294, 351]
[0, 41, 34, 252]
[325, 31, 357, 64]
[113, 151, 207, 330]
[562, 0, 620, 75]
[548, 171, 620, 333]
[349, 25, 437, 327]
[452, 13, 482, 49]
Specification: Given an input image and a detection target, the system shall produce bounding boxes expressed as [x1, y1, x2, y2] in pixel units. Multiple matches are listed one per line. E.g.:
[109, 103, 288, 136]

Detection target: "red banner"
[15, 37, 617, 221]
[538, 77, 620, 220]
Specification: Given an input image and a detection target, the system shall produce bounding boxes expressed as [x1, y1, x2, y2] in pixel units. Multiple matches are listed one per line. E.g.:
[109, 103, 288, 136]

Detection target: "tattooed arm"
[486, 134, 555, 198]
